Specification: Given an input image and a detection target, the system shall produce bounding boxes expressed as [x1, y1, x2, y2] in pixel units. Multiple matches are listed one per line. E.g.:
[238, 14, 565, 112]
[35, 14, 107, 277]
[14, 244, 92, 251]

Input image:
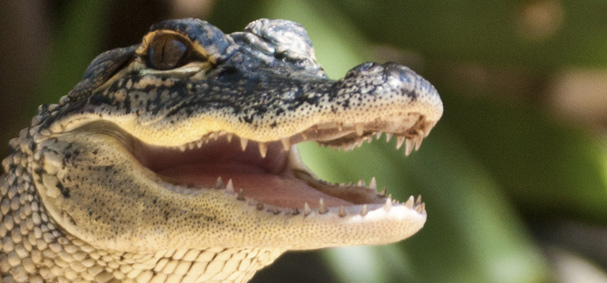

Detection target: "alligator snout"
[342, 62, 439, 100]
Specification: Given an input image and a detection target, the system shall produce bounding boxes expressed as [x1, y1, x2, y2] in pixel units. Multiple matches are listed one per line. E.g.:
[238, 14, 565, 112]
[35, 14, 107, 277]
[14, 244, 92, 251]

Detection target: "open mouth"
[132, 113, 432, 217]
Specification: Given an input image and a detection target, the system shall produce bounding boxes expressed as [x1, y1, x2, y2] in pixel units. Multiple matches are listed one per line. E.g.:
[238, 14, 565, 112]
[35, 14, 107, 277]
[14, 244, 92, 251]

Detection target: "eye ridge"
[147, 34, 202, 70]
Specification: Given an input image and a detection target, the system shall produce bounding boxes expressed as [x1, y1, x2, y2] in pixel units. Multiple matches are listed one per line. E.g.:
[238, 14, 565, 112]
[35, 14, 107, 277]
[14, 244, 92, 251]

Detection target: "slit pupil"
[148, 35, 190, 70]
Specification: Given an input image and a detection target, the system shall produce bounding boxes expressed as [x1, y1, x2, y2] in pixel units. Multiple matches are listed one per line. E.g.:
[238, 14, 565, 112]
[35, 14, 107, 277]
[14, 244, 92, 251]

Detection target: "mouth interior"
[132, 117, 428, 211]
[135, 133, 382, 210]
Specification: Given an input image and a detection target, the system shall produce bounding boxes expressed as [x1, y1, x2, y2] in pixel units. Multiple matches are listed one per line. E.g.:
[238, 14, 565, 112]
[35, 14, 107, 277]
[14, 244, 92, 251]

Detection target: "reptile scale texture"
[0, 19, 443, 282]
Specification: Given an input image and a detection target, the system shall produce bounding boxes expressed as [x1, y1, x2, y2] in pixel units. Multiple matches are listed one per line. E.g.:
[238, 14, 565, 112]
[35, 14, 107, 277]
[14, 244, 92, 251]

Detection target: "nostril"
[384, 62, 410, 75]
[385, 65, 419, 86]
[384, 61, 403, 69]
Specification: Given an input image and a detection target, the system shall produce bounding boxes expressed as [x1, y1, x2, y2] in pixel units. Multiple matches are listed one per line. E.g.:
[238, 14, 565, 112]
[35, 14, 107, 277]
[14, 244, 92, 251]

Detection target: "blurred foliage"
[2, 0, 606, 282]
[34, 1, 110, 115]
[330, 0, 607, 69]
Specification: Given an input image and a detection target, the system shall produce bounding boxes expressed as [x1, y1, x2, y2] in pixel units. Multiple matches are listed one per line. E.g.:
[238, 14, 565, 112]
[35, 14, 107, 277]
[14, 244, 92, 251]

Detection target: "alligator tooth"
[415, 195, 423, 206]
[196, 140, 203, 148]
[318, 198, 328, 214]
[226, 179, 234, 193]
[404, 195, 415, 209]
[355, 123, 364, 136]
[375, 132, 382, 139]
[179, 145, 187, 152]
[226, 133, 233, 142]
[300, 132, 308, 140]
[312, 125, 319, 134]
[281, 138, 291, 151]
[379, 187, 387, 197]
[396, 136, 405, 149]
[425, 122, 436, 136]
[405, 139, 414, 156]
[304, 202, 311, 216]
[338, 205, 346, 217]
[357, 180, 365, 187]
[361, 205, 368, 216]
[237, 189, 245, 201]
[426, 122, 436, 136]
[240, 138, 248, 151]
[39, 129, 51, 136]
[384, 196, 392, 212]
[369, 177, 377, 190]
[414, 135, 423, 151]
[335, 122, 344, 132]
[415, 202, 426, 214]
[417, 129, 425, 139]
[173, 186, 185, 194]
[385, 133, 393, 142]
[258, 142, 268, 158]
[256, 203, 264, 210]
[212, 132, 219, 140]
[215, 177, 223, 189]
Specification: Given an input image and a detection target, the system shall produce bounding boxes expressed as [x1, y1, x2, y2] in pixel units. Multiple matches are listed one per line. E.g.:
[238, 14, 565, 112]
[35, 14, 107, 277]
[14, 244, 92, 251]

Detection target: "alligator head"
[4, 18, 443, 281]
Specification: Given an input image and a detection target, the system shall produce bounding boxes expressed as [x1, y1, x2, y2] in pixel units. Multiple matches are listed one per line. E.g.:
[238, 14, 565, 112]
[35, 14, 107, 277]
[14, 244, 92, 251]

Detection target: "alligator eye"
[147, 34, 192, 70]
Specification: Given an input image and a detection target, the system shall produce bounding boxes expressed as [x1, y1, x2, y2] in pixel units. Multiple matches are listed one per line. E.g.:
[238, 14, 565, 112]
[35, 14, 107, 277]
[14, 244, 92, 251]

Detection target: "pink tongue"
[157, 162, 352, 209]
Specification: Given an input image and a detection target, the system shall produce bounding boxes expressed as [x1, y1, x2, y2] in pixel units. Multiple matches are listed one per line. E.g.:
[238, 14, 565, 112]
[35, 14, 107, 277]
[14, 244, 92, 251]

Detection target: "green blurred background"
[1, 1, 606, 282]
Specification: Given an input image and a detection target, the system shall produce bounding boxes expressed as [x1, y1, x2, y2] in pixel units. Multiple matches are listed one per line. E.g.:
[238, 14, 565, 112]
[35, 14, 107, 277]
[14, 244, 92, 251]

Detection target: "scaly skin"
[0, 19, 443, 282]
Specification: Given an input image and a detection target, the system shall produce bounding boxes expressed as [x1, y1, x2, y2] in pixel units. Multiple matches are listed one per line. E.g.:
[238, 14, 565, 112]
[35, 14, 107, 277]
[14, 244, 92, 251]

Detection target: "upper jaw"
[127, 62, 442, 147]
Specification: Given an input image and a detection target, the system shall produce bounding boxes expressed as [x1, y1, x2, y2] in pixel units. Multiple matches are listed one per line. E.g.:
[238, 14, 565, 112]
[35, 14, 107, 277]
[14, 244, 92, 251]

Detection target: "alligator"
[0, 18, 443, 282]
